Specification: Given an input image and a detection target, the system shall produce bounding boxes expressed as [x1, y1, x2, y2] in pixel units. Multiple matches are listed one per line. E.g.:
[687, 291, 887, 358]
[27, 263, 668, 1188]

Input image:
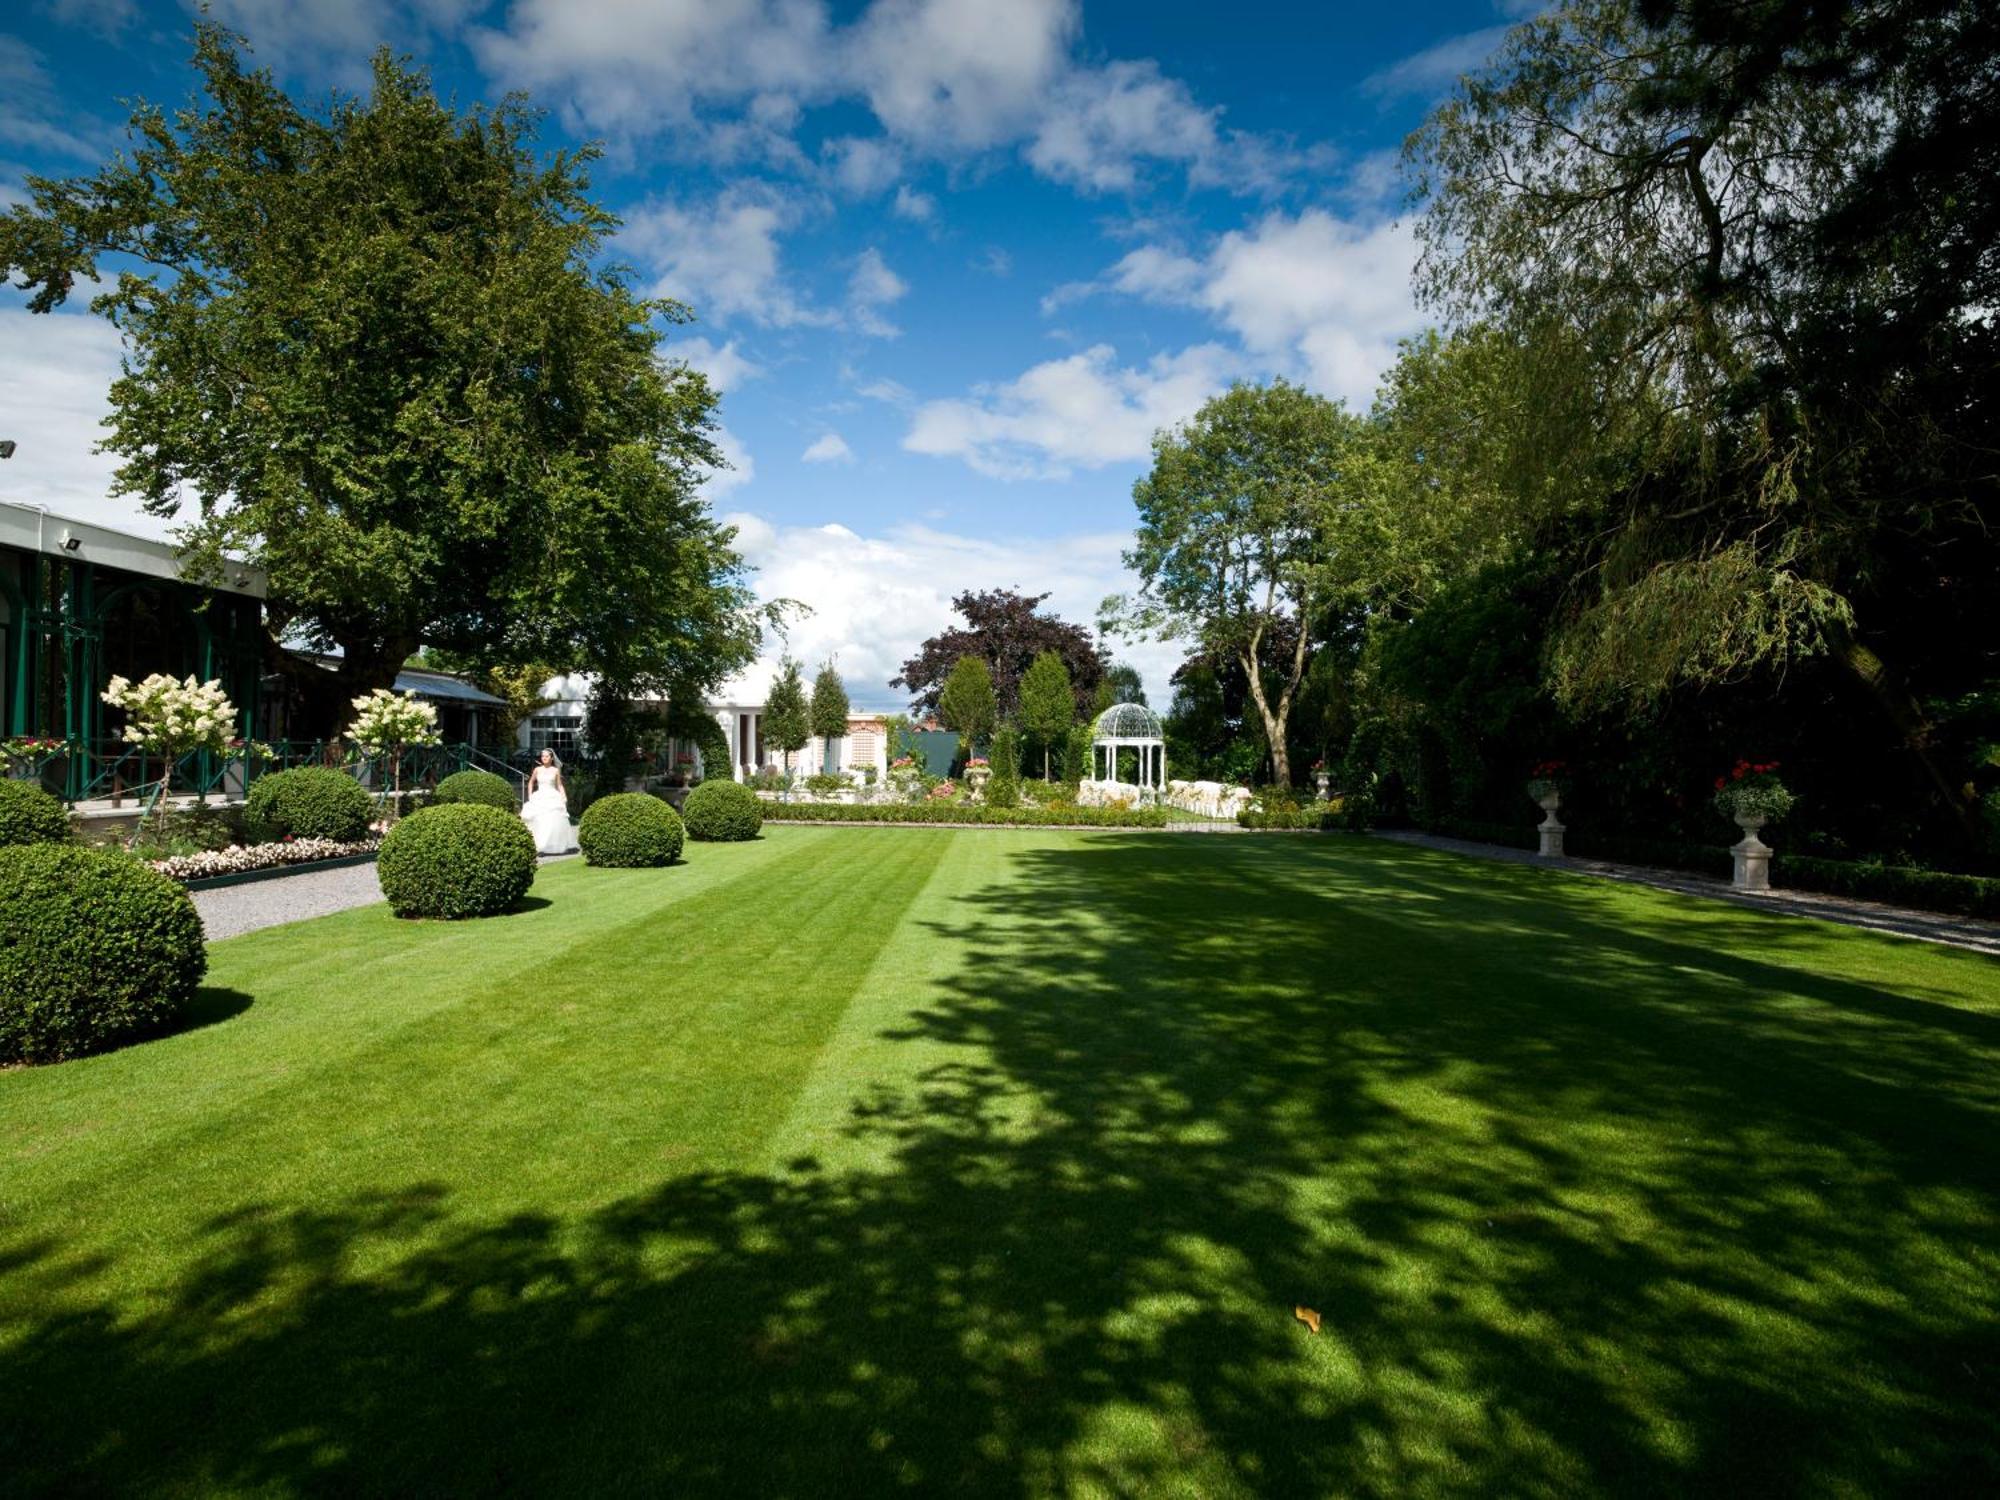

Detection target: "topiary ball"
[0, 844, 208, 1064]
[578, 793, 685, 868]
[433, 768, 519, 812]
[0, 780, 71, 847]
[681, 778, 764, 842]
[376, 803, 537, 919]
[246, 767, 373, 843]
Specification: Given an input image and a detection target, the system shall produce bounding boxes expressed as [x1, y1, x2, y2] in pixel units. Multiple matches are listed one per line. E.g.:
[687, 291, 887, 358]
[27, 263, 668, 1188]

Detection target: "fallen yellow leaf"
[1294, 1305, 1321, 1334]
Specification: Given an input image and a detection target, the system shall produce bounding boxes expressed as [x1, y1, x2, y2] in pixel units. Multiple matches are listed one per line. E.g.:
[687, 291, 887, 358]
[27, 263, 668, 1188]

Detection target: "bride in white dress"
[521, 750, 577, 855]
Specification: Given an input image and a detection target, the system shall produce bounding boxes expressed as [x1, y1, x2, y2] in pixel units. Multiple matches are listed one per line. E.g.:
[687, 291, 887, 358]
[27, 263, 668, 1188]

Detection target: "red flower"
[1714, 777, 1726, 790]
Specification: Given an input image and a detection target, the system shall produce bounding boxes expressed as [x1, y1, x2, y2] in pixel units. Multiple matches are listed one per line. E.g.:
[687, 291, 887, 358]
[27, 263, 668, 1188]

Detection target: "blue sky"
[1, 0, 1519, 706]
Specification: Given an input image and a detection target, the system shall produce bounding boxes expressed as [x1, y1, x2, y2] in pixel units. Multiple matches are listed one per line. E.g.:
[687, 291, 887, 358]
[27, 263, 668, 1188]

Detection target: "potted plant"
[1525, 759, 1567, 857]
[1312, 758, 1331, 801]
[963, 755, 992, 793]
[1713, 760, 1794, 892]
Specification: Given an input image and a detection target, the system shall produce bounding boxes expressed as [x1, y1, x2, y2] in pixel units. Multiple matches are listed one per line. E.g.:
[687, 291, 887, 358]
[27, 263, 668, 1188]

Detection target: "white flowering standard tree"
[100, 673, 239, 817]
[347, 689, 441, 824]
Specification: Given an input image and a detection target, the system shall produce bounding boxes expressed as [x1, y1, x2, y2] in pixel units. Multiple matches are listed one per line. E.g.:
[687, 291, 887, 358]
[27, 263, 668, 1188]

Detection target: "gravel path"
[1374, 829, 2000, 956]
[193, 860, 389, 941]
[193, 836, 580, 941]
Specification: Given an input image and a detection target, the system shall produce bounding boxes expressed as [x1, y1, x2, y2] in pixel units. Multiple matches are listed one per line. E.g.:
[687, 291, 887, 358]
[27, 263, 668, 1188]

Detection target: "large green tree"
[0, 25, 761, 726]
[1111, 382, 1375, 786]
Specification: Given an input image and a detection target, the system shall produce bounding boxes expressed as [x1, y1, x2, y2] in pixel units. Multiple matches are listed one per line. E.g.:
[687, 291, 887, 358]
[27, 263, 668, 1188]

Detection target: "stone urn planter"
[1314, 770, 1331, 802]
[1527, 779, 1565, 858]
[1730, 811, 1772, 892]
[965, 765, 992, 793]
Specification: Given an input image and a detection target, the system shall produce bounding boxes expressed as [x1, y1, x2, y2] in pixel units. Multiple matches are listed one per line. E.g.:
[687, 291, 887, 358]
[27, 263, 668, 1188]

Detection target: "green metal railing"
[1, 739, 700, 806]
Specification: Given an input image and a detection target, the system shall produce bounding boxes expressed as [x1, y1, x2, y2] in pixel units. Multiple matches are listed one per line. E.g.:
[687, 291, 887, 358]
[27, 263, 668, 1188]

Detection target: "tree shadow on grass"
[1, 834, 1996, 1495]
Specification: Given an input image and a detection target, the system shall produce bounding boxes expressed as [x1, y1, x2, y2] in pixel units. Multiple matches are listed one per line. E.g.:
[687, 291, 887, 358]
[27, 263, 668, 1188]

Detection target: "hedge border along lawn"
[761, 799, 1168, 829]
[1425, 817, 2000, 921]
[2, 828, 1996, 1495]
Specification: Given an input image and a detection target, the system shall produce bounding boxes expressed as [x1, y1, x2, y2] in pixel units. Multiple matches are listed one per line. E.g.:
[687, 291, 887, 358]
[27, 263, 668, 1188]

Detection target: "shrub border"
[179, 851, 380, 891]
[1421, 817, 2000, 922]
[762, 801, 1168, 830]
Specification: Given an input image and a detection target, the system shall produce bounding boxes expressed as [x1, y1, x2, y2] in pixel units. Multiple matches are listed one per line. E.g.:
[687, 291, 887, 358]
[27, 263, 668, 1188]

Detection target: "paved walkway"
[1374, 830, 2000, 956]
[193, 842, 580, 941]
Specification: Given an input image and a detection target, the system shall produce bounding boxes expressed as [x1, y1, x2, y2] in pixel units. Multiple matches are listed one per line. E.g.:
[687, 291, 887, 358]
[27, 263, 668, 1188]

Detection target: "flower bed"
[149, 836, 381, 883]
[762, 800, 1168, 829]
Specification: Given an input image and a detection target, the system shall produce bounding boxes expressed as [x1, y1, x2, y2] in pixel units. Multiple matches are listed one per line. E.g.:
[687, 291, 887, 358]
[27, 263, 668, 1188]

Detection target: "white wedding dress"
[521, 765, 577, 854]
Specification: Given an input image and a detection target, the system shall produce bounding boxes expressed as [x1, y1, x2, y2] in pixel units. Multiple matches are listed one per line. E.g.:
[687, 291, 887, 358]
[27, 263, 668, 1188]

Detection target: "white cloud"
[1361, 25, 1511, 98]
[801, 431, 856, 464]
[824, 135, 905, 196]
[1026, 59, 1220, 193]
[891, 184, 936, 223]
[903, 342, 1242, 480]
[38, 0, 141, 37]
[470, 0, 1323, 197]
[471, 0, 831, 138]
[623, 184, 834, 330]
[699, 423, 756, 501]
[0, 303, 172, 539]
[848, 0, 1075, 151]
[0, 41, 114, 159]
[1057, 210, 1422, 409]
[670, 335, 765, 394]
[847, 247, 908, 338]
[973, 247, 1012, 277]
[718, 509, 1180, 707]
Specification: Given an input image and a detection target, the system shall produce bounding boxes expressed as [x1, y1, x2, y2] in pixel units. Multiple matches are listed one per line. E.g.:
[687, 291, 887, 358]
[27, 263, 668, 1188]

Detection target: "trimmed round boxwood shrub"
[0, 779, 71, 847]
[376, 803, 536, 919]
[246, 767, 373, 843]
[0, 844, 207, 1064]
[682, 778, 763, 842]
[433, 768, 518, 812]
[579, 792, 685, 867]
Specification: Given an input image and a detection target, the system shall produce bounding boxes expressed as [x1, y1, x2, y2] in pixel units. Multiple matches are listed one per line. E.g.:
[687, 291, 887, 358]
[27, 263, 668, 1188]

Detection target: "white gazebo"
[1091, 702, 1166, 794]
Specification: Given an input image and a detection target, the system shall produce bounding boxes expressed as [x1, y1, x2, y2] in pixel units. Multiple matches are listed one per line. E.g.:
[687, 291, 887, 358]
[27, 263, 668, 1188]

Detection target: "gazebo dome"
[1092, 702, 1164, 740]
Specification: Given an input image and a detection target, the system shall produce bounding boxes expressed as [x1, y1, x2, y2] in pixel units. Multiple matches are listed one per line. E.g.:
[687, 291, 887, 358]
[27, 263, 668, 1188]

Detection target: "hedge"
[376, 803, 537, 919]
[1425, 817, 2000, 920]
[1237, 806, 1338, 831]
[683, 779, 764, 841]
[0, 844, 207, 1064]
[432, 768, 518, 811]
[579, 793, 685, 867]
[246, 767, 373, 843]
[762, 800, 1168, 829]
[0, 779, 71, 846]
[1773, 855, 2000, 920]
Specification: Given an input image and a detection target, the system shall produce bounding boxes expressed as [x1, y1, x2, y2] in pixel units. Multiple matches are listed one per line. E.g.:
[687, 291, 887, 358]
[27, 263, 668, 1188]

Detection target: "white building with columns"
[517, 661, 892, 783]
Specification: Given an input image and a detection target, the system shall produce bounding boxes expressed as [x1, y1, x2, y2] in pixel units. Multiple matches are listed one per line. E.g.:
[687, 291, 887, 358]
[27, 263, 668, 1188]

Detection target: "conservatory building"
[0, 502, 266, 801]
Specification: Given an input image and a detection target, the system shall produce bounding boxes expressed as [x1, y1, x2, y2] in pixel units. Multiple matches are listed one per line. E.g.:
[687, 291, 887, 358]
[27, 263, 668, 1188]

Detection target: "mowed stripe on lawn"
[1, 827, 953, 1297]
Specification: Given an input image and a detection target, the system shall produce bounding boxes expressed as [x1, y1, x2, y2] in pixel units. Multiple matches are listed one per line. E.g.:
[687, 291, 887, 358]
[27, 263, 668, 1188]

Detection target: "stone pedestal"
[1731, 812, 1772, 892]
[1537, 794, 1565, 858]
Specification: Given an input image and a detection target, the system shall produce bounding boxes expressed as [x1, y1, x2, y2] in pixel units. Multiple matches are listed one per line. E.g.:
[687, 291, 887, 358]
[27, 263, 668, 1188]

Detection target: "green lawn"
[3, 828, 1997, 1495]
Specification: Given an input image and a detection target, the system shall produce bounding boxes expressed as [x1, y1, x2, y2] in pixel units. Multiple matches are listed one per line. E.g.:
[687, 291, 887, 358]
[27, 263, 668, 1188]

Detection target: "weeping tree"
[0, 24, 753, 729]
[1406, 0, 2000, 820]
